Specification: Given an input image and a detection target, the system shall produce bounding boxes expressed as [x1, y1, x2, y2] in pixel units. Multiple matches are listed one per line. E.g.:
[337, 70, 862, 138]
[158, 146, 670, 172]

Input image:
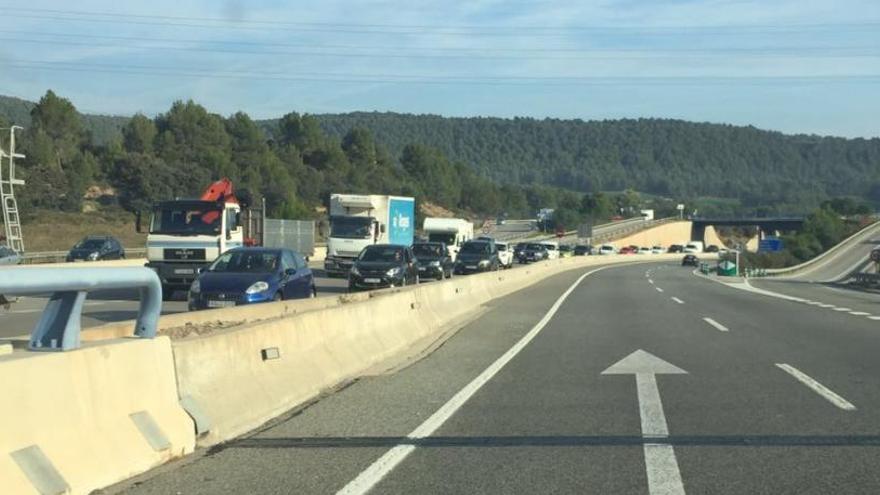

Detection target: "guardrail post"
[0, 267, 161, 351]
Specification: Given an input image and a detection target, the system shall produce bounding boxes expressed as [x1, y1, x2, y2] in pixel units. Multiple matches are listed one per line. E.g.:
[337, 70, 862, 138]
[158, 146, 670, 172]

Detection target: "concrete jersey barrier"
[0, 337, 194, 495]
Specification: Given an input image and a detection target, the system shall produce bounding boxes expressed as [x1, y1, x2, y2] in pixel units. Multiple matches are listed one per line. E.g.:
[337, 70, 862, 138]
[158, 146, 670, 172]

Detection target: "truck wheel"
[437, 271, 444, 281]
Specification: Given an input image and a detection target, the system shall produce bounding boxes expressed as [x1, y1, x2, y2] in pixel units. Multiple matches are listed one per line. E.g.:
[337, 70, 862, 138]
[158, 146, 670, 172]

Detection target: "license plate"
[364, 278, 381, 283]
[466, 265, 477, 269]
[207, 300, 235, 308]
[174, 268, 194, 275]
[418, 267, 426, 271]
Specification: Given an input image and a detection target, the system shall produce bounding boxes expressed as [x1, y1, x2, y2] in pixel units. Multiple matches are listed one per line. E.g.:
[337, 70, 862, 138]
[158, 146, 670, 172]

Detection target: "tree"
[122, 114, 157, 154]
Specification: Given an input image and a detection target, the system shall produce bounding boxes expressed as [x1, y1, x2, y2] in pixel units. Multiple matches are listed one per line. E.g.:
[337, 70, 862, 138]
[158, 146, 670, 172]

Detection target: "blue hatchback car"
[188, 247, 315, 310]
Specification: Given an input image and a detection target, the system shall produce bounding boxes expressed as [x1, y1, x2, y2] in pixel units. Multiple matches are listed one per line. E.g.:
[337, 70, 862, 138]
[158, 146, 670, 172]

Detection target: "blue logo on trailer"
[759, 237, 784, 252]
[388, 198, 415, 246]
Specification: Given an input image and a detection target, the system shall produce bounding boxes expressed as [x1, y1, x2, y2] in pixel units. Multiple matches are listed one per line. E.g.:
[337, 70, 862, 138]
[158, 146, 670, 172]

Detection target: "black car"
[668, 244, 684, 254]
[412, 242, 454, 281]
[705, 244, 720, 253]
[682, 254, 699, 266]
[573, 245, 592, 256]
[67, 236, 125, 262]
[518, 243, 549, 263]
[454, 240, 500, 274]
[513, 242, 527, 259]
[349, 244, 418, 291]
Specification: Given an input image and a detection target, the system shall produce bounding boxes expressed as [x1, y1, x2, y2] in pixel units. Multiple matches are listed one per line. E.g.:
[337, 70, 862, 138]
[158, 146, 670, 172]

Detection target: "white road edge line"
[671, 297, 684, 304]
[702, 317, 728, 332]
[656, 287, 664, 293]
[775, 363, 856, 411]
[336, 266, 611, 495]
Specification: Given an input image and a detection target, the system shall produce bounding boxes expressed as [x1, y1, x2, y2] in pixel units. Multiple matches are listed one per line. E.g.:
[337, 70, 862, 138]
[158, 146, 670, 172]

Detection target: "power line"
[7, 60, 879, 87]
[4, 6, 879, 33]
[0, 29, 873, 57]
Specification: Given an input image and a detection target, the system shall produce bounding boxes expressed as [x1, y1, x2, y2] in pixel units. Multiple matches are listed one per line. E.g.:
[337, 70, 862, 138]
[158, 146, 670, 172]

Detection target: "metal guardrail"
[762, 219, 880, 278]
[0, 267, 161, 351]
[21, 248, 147, 264]
[853, 272, 880, 287]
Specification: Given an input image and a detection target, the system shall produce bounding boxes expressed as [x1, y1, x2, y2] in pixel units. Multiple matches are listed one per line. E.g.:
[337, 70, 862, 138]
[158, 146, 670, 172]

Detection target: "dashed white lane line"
[832, 307, 852, 312]
[648, 279, 654, 285]
[849, 311, 870, 316]
[868, 316, 880, 321]
[776, 363, 856, 411]
[671, 297, 684, 304]
[816, 303, 835, 308]
[702, 317, 729, 332]
[656, 287, 664, 293]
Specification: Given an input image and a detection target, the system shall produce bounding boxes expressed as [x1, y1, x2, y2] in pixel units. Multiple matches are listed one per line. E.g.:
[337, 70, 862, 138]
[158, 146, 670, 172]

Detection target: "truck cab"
[145, 199, 244, 299]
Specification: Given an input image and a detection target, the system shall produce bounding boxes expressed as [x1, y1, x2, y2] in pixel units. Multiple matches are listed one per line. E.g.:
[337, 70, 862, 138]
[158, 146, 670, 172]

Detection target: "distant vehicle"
[573, 245, 592, 256]
[638, 247, 651, 254]
[681, 254, 699, 267]
[540, 241, 560, 259]
[455, 240, 500, 274]
[619, 246, 637, 255]
[668, 244, 684, 253]
[349, 244, 418, 291]
[496, 217, 506, 226]
[412, 242, 454, 280]
[188, 248, 315, 310]
[558, 244, 573, 257]
[0, 245, 21, 265]
[423, 217, 473, 262]
[598, 245, 616, 255]
[518, 243, 549, 263]
[684, 242, 704, 253]
[67, 235, 125, 262]
[513, 242, 527, 259]
[325, 194, 415, 278]
[555, 226, 566, 238]
[640, 209, 655, 221]
[496, 242, 514, 268]
[705, 244, 720, 253]
[651, 246, 664, 254]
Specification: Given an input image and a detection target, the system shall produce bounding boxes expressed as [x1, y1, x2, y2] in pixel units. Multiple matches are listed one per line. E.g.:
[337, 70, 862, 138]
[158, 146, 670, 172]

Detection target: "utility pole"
[0, 126, 26, 253]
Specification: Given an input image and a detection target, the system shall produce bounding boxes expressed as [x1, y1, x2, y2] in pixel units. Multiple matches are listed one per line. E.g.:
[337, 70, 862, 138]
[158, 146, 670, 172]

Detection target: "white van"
[423, 217, 474, 261]
[540, 241, 560, 260]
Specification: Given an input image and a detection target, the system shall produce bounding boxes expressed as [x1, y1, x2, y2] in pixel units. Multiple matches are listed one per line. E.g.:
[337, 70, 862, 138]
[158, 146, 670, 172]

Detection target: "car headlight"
[190, 279, 200, 294]
[429, 260, 441, 267]
[478, 259, 490, 267]
[88, 251, 99, 260]
[386, 267, 403, 277]
[350, 265, 361, 276]
[245, 281, 270, 294]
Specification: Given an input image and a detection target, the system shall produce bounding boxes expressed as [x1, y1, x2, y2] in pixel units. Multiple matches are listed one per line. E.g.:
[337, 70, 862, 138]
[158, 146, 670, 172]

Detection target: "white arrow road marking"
[671, 297, 684, 304]
[776, 364, 856, 411]
[702, 317, 728, 332]
[603, 350, 687, 495]
[656, 287, 664, 293]
[337, 266, 610, 495]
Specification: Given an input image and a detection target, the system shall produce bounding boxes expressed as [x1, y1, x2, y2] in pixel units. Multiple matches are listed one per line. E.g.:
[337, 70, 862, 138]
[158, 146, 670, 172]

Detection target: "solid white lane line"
[702, 317, 729, 332]
[849, 311, 870, 316]
[336, 266, 610, 495]
[656, 287, 664, 293]
[776, 364, 856, 411]
[671, 297, 684, 304]
[832, 307, 852, 312]
[9, 309, 41, 314]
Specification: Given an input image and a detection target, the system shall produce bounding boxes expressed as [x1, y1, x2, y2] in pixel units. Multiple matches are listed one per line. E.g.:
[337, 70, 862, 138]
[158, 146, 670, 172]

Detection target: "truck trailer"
[422, 217, 473, 261]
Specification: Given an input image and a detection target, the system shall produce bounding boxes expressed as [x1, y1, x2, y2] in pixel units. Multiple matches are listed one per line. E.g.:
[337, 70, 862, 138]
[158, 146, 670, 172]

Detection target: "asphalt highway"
[111, 260, 880, 494]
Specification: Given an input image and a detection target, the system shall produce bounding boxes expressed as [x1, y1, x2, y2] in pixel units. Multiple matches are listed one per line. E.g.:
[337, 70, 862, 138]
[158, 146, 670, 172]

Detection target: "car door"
[293, 252, 313, 297]
[280, 251, 301, 299]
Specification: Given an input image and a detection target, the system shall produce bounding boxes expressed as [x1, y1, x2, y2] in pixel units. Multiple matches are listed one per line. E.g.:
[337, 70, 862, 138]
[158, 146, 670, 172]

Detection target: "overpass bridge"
[691, 216, 806, 242]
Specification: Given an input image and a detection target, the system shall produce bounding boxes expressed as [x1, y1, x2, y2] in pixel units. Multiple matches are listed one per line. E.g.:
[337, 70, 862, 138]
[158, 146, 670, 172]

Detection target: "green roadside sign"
[717, 260, 737, 276]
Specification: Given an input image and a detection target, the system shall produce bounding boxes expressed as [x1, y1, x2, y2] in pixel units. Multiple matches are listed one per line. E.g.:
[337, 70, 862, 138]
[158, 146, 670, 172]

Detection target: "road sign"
[577, 222, 593, 239]
[758, 237, 784, 252]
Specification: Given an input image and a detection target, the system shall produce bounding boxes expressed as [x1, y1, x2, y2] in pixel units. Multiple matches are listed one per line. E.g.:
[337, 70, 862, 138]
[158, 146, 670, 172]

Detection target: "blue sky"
[0, 0, 878, 137]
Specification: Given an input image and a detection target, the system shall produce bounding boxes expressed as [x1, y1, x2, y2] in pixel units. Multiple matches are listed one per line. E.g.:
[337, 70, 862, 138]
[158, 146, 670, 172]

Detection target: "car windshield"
[497, 244, 507, 251]
[75, 239, 106, 249]
[413, 244, 444, 257]
[151, 207, 221, 235]
[427, 233, 456, 245]
[209, 251, 279, 273]
[359, 246, 404, 262]
[460, 242, 491, 254]
[526, 244, 545, 250]
[331, 216, 373, 239]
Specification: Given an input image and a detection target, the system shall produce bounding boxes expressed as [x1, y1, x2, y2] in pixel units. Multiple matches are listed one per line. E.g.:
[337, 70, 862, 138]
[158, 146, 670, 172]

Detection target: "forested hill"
[310, 113, 880, 207]
[0, 95, 128, 145]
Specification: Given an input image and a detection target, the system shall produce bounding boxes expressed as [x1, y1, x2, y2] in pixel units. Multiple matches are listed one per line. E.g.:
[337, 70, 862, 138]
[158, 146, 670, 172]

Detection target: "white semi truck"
[422, 217, 474, 261]
[324, 194, 415, 277]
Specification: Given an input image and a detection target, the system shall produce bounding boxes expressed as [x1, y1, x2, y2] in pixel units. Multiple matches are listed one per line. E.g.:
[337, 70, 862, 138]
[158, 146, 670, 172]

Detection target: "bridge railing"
[0, 267, 161, 351]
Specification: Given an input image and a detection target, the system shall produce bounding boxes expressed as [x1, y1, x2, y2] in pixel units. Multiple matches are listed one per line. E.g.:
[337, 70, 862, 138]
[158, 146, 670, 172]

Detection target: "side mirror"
[285, 268, 297, 276]
[380, 224, 387, 233]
